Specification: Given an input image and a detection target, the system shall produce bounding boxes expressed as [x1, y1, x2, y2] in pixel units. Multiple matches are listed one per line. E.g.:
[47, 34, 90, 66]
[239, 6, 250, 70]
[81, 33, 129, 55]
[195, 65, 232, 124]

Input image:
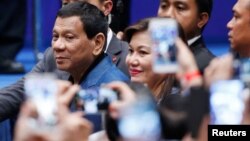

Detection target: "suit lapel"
[189, 36, 206, 52]
[106, 34, 122, 65]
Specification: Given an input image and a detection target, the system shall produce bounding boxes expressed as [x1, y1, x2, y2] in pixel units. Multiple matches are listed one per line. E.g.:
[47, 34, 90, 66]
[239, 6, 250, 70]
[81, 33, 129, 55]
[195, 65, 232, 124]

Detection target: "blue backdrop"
[24, 0, 237, 50]
[130, 0, 236, 44]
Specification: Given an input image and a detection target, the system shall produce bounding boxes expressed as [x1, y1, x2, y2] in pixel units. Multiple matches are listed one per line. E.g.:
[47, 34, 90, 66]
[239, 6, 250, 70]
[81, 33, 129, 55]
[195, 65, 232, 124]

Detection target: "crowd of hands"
[14, 38, 250, 141]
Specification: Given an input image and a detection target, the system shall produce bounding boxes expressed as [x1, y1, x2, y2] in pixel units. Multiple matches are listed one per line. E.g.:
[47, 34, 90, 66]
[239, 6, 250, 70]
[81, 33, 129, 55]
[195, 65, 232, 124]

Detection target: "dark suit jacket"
[106, 34, 129, 76]
[0, 35, 129, 121]
[189, 36, 215, 73]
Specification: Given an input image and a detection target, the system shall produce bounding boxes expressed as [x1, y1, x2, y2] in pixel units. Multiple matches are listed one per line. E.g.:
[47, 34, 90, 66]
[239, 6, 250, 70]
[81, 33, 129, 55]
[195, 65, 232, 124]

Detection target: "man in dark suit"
[158, 0, 215, 73]
[62, 0, 129, 76]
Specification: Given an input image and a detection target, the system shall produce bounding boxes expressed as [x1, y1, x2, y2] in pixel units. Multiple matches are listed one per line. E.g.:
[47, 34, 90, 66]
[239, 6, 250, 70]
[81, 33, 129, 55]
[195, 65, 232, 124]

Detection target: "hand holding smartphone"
[210, 80, 245, 124]
[149, 18, 179, 73]
[24, 73, 58, 128]
[76, 87, 118, 113]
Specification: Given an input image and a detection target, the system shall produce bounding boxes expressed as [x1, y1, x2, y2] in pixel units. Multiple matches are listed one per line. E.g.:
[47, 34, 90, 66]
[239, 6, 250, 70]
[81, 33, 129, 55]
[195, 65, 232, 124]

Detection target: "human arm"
[0, 48, 55, 121]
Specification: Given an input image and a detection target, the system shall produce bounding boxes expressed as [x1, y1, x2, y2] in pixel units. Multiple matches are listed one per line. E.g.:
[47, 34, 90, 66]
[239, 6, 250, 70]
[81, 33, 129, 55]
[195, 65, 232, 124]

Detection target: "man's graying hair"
[57, 1, 108, 39]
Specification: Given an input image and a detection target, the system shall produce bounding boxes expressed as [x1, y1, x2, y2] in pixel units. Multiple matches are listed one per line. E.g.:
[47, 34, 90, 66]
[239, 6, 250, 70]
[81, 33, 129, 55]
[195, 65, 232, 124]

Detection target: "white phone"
[149, 18, 179, 73]
[210, 80, 245, 124]
[24, 73, 58, 128]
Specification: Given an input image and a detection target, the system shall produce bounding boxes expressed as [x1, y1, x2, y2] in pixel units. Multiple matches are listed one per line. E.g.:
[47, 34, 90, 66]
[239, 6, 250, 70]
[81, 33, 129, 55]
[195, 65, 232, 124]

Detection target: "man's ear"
[197, 12, 209, 29]
[102, 0, 113, 16]
[92, 33, 105, 56]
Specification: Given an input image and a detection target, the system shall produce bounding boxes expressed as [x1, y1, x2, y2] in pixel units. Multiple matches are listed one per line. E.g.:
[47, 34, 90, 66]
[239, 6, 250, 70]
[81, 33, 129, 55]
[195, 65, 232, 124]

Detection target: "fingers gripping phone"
[76, 87, 118, 113]
[74, 87, 119, 132]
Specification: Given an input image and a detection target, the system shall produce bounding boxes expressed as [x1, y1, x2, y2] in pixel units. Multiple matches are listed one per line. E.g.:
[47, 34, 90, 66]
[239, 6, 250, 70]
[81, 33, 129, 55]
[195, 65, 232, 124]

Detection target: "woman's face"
[126, 30, 166, 87]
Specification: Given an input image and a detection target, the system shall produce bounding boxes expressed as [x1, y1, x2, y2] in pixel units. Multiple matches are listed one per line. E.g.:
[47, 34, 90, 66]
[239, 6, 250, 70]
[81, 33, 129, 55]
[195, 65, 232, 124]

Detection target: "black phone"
[75, 87, 118, 113]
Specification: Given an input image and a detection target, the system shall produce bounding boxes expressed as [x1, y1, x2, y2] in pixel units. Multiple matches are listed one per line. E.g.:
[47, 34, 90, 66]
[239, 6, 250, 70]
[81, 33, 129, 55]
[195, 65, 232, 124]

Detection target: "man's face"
[52, 16, 95, 73]
[227, 0, 250, 56]
[157, 0, 200, 40]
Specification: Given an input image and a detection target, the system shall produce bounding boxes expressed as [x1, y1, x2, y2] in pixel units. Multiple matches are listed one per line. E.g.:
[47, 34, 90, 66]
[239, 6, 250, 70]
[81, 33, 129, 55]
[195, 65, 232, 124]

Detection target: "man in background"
[158, 0, 215, 72]
[227, 0, 250, 58]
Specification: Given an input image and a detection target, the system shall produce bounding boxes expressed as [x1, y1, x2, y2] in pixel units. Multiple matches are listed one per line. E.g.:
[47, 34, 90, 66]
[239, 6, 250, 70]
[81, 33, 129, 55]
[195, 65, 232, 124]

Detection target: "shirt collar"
[105, 28, 113, 53]
[188, 35, 201, 46]
[80, 55, 112, 88]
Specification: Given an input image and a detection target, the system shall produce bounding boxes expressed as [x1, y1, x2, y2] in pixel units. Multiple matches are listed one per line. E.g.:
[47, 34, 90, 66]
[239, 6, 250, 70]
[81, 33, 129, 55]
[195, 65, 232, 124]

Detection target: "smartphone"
[24, 73, 58, 128]
[210, 80, 245, 124]
[149, 18, 179, 73]
[118, 99, 162, 141]
[76, 87, 118, 113]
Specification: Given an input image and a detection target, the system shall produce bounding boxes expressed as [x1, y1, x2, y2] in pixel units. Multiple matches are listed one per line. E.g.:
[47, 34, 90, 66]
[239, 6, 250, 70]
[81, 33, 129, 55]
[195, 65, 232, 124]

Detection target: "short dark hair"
[57, 1, 108, 39]
[196, 0, 213, 17]
[195, 0, 213, 31]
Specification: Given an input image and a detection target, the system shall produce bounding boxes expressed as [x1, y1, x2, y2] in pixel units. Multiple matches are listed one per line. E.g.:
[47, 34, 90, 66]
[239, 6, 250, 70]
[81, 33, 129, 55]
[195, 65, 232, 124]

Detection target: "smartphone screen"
[24, 73, 58, 127]
[118, 99, 162, 141]
[149, 18, 179, 73]
[210, 80, 245, 124]
[77, 87, 118, 113]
